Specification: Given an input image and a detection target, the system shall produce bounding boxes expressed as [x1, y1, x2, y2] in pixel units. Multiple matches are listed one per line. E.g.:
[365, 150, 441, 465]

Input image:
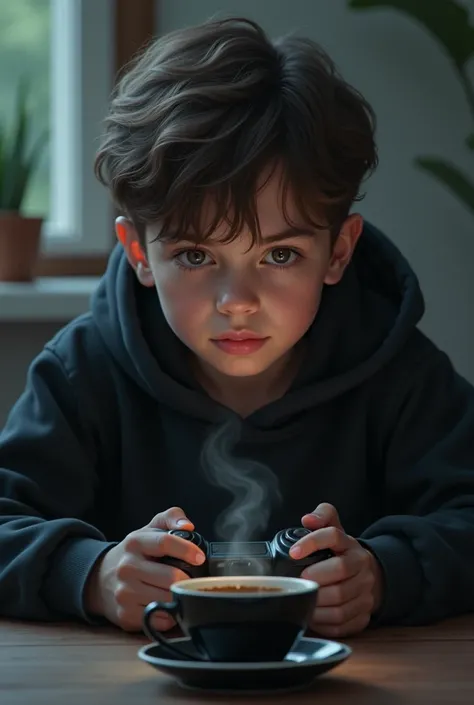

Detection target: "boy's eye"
[174, 246, 299, 269]
[175, 249, 211, 268]
[264, 247, 298, 266]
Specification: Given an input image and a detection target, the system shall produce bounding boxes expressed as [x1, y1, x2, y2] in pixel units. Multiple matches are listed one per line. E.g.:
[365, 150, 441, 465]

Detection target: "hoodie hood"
[91, 222, 424, 427]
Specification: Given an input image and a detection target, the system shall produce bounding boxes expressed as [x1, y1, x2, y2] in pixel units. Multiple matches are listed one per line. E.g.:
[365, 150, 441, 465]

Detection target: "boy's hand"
[290, 503, 384, 638]
[83, 506, 205, 633]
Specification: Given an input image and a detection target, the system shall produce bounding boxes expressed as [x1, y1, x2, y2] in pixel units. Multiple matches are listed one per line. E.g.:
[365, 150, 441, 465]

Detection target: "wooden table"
[1, 615, 473, 704]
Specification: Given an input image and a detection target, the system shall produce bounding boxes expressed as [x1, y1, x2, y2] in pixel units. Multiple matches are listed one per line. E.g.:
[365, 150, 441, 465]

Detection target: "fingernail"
[194, 553, 206, 565]
[177, 519, 190, 526]
[290, 546, 302, 558]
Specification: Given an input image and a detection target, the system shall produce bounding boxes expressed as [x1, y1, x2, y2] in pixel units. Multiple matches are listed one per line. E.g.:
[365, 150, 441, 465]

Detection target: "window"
[0, 0, 114, 256]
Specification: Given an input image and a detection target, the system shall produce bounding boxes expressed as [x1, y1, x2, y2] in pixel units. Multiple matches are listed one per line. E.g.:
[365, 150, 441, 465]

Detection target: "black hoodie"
[0, 222, 474, 627]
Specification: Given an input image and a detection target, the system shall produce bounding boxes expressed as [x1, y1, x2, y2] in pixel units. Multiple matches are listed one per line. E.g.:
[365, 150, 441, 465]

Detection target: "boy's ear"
[115, 216, 155, 288]
[323, 214, 364, 286]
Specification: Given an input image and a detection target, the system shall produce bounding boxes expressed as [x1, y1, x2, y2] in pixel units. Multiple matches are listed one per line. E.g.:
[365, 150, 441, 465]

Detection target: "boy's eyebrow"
[162, 226, 316, 244]
[261, 227, 316, 243]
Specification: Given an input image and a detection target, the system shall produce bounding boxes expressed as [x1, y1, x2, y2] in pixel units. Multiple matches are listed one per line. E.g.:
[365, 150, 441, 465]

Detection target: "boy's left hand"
[290, 503, 384, 638]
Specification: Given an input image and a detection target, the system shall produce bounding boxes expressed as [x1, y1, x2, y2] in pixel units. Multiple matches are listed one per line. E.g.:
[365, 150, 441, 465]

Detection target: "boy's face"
[117, 169, 362, 381]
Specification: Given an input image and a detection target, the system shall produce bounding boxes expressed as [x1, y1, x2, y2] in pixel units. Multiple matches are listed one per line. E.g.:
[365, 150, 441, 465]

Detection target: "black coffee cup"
[143, 575, 319, 662]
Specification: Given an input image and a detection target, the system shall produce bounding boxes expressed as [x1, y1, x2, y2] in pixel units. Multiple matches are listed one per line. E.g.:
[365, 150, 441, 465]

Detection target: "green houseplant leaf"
[2, 78, 29, 210]
[0, 77, 48, 213]
[349, 0, 474, 219]
[415, 156, 474, 215]
[466, 133, 474, 150]
[0, 128, 4, 209]
[348, 0, 474, 70]
[8, 131, 49, 212]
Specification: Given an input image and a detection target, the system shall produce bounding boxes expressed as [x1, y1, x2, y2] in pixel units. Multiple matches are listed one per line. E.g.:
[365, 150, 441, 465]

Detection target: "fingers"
[302, 540, 377, 638]
[290, 526, 352, 559]
[151, 613, 177, 633]
[115, 581, 170, 610]
[302, 503, 344, 531]
[113, 558, 189, 633]
[123, 529, 206, 565]
[147, 506, 194, 531]
[115, 592, 177, 633]
[301, 545, 369, 584]
[311, 591, 374, 626]
[290, 504, 348, 559]
[117, 555, 191, 588]
[116, 581, 174, 610]
[310, 611, 371, 639]
[312, 571, 374, 607]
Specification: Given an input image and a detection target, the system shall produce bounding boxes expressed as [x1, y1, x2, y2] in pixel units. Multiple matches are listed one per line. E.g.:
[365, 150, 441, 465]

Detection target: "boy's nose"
[215, 283, 260, 316]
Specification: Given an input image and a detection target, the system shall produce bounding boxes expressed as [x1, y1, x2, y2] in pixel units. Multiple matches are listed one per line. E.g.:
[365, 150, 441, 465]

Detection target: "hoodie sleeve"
[360, 343, 474, 626]
[0, 346, 115, 621]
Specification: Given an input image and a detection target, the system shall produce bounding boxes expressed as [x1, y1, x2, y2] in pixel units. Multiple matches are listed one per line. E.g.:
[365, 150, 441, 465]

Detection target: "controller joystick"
[157, 527, 334, 578]
[276, 527, 309, 549]
[168, 529, 205, 547]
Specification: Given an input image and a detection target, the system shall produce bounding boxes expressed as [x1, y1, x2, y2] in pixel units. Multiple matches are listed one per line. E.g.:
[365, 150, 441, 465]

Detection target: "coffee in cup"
[197, 585, 282, 593]
[143, 575, 319, 662]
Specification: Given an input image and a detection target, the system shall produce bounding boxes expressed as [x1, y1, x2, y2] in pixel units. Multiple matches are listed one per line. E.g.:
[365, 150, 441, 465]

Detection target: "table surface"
[1, 615, 473, 705]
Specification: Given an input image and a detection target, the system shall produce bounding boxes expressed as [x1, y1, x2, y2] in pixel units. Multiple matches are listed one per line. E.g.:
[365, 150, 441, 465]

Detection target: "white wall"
[157, 0, 474, 383]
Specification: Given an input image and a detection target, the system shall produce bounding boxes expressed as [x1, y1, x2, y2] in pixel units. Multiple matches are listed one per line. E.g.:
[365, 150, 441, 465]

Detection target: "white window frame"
[42, 0, 114, 255]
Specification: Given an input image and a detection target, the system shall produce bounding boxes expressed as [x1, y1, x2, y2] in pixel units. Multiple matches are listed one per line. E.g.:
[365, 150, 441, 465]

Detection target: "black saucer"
[138, 635, 351, 694]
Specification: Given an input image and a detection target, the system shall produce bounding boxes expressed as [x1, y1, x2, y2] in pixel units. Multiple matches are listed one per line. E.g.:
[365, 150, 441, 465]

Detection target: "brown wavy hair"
[94, 17, 378, 248]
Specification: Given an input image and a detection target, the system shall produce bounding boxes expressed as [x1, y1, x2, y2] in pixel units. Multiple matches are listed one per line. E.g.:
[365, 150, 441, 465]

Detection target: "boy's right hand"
[83, 506, 205, 632]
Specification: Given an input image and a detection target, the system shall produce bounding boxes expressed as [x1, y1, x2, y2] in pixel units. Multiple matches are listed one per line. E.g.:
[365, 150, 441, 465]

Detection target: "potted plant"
[348, 0, 474, 217]
[0, 78, 48, 281]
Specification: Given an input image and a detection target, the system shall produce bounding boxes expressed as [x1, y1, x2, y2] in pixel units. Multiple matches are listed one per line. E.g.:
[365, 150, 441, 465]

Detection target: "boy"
[0, 16, 473, 639]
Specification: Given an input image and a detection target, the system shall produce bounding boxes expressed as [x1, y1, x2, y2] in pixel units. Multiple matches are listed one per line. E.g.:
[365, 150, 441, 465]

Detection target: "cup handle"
[142, 601, 208, 661]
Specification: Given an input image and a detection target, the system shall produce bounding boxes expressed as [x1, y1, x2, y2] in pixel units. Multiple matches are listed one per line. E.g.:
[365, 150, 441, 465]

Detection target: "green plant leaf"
[11, 77, 29, 164]
[8, 165, 28, 212]
[0, 77, 48, 211]
[466, 133, 474, 150]
[415, 156, 474, 215]
[2, 77, 29, 209]
[9, 128, 48, 211]
[0, 125, 4, 208]
[348, 0, 474, 70]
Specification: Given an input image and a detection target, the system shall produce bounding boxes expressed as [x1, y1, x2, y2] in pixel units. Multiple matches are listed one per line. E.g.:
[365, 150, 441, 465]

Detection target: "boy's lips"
[213, 330, 266, 341]
[211, 331, 269, 355]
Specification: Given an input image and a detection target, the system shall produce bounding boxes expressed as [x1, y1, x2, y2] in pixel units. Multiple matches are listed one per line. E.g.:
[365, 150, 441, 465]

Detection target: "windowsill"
[0, 277, 101, 322]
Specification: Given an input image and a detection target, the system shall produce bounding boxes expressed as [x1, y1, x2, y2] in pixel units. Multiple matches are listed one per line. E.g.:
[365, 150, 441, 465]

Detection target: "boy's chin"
[202, 351, 290, 380]
[209, 359, 271, 378]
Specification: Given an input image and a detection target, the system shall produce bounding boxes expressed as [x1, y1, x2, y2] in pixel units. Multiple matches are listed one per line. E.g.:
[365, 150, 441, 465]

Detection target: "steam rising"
[200, 419, 282, 543]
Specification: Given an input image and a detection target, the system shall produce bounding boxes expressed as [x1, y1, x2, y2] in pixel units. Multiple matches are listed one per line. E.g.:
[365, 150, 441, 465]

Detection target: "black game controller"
[157, 528, 334, 577]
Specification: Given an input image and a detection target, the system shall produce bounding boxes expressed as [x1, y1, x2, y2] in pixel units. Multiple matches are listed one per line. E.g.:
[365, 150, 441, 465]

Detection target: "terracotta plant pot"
[0, 212, 43, 282]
